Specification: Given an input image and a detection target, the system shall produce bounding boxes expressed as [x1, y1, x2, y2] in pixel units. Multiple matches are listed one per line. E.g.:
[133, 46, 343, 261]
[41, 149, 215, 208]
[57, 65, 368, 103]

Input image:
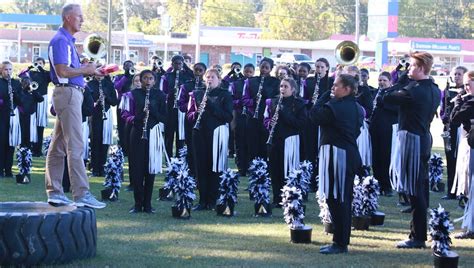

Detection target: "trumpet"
[311, 73, 321, 104]
[7, 76, 15, 116]
[153, 59, 163, 69]
[129, 67, 136, 76]
[234, 67, 241, 74]
[85, 76, 94, 82]
[266, 95, 283, 146]
[173, 69, 181, 109]
[141, 86, 151, 140]
[193, 86, 210, 131]
[98, 79, 107, 120]
[253, 76, 265, 119]
[30, 81, 39, 91]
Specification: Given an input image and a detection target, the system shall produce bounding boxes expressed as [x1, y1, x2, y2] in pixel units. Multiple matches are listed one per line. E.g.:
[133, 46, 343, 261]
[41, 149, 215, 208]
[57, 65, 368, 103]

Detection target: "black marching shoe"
[319, 243, 348, 254]
[129, 207, 143, 214]
[454, 231, 474, 239]
[143, 207, 156, 214]
[400, 207, 413, 213]
[192, 204, 207, 211]
[441, 194, 456, 200]
[396, 239, 426, 249]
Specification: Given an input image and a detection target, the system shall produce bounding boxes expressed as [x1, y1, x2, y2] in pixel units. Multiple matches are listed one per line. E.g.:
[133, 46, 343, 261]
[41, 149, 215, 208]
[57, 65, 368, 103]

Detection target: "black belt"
[55, 83, 85, 93]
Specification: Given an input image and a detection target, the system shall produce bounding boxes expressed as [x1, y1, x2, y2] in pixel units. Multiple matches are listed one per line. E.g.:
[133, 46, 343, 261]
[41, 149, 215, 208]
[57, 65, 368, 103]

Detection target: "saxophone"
[311, 73, 321, 104]
[193, 86, 210, 131]
[141, 86, 151, 140]
[173, 69, 180, 109]
[7, 75, 15, 116]
[253, 76, 265, 119]
[98, 78, 107, 120]
[266, 95, 283, 146]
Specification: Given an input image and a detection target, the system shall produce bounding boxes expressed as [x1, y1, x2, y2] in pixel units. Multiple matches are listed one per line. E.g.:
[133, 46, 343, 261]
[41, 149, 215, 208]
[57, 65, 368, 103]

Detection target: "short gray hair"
[62, 3, 81, 20]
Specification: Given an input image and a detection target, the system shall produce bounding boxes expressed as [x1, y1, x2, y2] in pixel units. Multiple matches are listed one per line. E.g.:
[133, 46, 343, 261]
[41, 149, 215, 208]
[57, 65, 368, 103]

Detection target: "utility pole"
[195, 0, 203, 64]
[122, 0, 129, 61]
[355, 0, 360, 45]
[107, 0, 112, 64]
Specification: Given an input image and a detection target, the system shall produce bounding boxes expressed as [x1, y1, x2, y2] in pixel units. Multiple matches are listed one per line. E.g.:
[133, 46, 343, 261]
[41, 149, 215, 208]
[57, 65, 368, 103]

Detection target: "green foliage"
[398, 0, 473, 39]
[201, 0, 257, 27]
[81, 0, 124, 33]
[259, 0, 337, 41]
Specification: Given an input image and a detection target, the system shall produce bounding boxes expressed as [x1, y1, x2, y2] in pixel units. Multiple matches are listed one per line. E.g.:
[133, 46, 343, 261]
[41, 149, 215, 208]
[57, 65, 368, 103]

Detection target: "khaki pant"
[45, 86, 89, 199]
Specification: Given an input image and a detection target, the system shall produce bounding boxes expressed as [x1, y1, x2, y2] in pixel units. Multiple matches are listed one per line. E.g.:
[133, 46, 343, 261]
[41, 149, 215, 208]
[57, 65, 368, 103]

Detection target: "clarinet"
[173, 69, 180, 109]
[193, 86, 210, 131]
[253, 76, 265, 119]
[141, 86, 151, 140]
[266, 95, 283, 146]
[311, 73, 321, 104]
[98, 78, 107, 120]
[441, 79, 452, 151]
[7, 76, 15, 116]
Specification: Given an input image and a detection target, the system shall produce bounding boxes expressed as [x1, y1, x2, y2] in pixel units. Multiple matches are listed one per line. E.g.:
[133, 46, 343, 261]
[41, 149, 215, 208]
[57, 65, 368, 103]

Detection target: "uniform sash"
[102, 109, 114, 145]
[149, 123, 169, 174]
[9, 108, 21, 146]
[390, 130, 421, 196]
[356, 121, 372, 167]
[178, 110, 185, 140]
[37, 94, 48, 127]
[30, 112, 38, 143]
[451, 128, 473, 196]
[212, 124, 229, 172]
[82, 118, 89, 161]
[284, 135, 300, 176]
[318, 144, 347, 202]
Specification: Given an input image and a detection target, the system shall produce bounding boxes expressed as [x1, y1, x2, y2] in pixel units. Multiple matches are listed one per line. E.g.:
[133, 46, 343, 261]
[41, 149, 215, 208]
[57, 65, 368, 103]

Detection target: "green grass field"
[1, 146, 474, 267]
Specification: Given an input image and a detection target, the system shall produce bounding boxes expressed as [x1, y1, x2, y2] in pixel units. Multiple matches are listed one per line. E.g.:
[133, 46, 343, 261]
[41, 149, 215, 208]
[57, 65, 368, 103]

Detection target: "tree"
[323, 0, 368, 36]
[12, 0, 65, 15]
[398, 0, 473, 39]
[81, 0, 124, 34]
[258, 0, 338, 41]
[201, 0, 257, 27]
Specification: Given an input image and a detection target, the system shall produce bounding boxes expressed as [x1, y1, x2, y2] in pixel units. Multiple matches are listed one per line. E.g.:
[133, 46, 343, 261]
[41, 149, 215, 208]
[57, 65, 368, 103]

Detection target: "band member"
[223, 62, 244, 83]
[296, 63, 311, 98]
[242, 58, 280, 160]
[264, 78, 305, 207]
[161, 55, 194, 157]
[28, 57, 51, 157]
[0, 61, 23, 178]
[344, 66, 373, 171]
[385, 51, 440, 249]
[360, 68, 377, 100]
[122, 70, 167, 213]
[88, 75, 118, 176]
[232, 63, 255, 176]
[441, 66, 468, 200]
[275, 65, 291, 80]
[451, 70, 473, 203]
[119, 73, 142, 191]
[17, 75, 44, 148]
[310, 74, 364, 254]
[304, 58, 334, 190]
[370, 71, 397, 196]
[452, 70, 474, 239]
[114, 60, 135, 155]
[178, 62, 207, 175]
[188, 68, 233, 210]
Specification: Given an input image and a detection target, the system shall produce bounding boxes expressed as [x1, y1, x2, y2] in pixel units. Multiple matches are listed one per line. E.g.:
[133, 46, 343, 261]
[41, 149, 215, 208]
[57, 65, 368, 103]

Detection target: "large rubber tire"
[0, 202, 97, 266]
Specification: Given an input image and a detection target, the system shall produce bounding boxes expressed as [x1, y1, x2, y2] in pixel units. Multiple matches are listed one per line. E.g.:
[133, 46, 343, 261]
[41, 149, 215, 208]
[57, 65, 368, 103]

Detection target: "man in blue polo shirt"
[45, 3, 105, 209]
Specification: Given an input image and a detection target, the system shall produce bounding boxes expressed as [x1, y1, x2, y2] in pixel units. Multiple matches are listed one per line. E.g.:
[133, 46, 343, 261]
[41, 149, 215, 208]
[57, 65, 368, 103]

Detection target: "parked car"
[273, 53, 315, 72]
[432, 64, 449, 76]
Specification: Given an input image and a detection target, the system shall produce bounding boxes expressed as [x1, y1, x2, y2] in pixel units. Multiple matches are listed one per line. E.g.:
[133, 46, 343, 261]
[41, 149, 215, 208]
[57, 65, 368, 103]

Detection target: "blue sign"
[411, 41, 461, 52]
[128, 39, 153, 46]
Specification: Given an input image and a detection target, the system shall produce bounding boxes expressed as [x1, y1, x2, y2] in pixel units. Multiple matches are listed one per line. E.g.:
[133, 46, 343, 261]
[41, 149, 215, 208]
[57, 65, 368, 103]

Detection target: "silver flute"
[193, 86, 210, 131]
[141, 86, 151, 140]
[253, 76, 265, 119]
[7, 75, 15, 116]
[311, 73, 321, 104]
[266, 95, 283, 146]
[173, 69, 180, 109]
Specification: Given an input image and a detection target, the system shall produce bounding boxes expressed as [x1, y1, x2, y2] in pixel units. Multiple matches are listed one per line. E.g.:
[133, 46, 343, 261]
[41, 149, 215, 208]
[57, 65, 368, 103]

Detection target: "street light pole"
[107, 0, 112, 64]
[122, 0, 129, 61]
[355, 0, 360, 46]
[195, 0, 203, 63]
